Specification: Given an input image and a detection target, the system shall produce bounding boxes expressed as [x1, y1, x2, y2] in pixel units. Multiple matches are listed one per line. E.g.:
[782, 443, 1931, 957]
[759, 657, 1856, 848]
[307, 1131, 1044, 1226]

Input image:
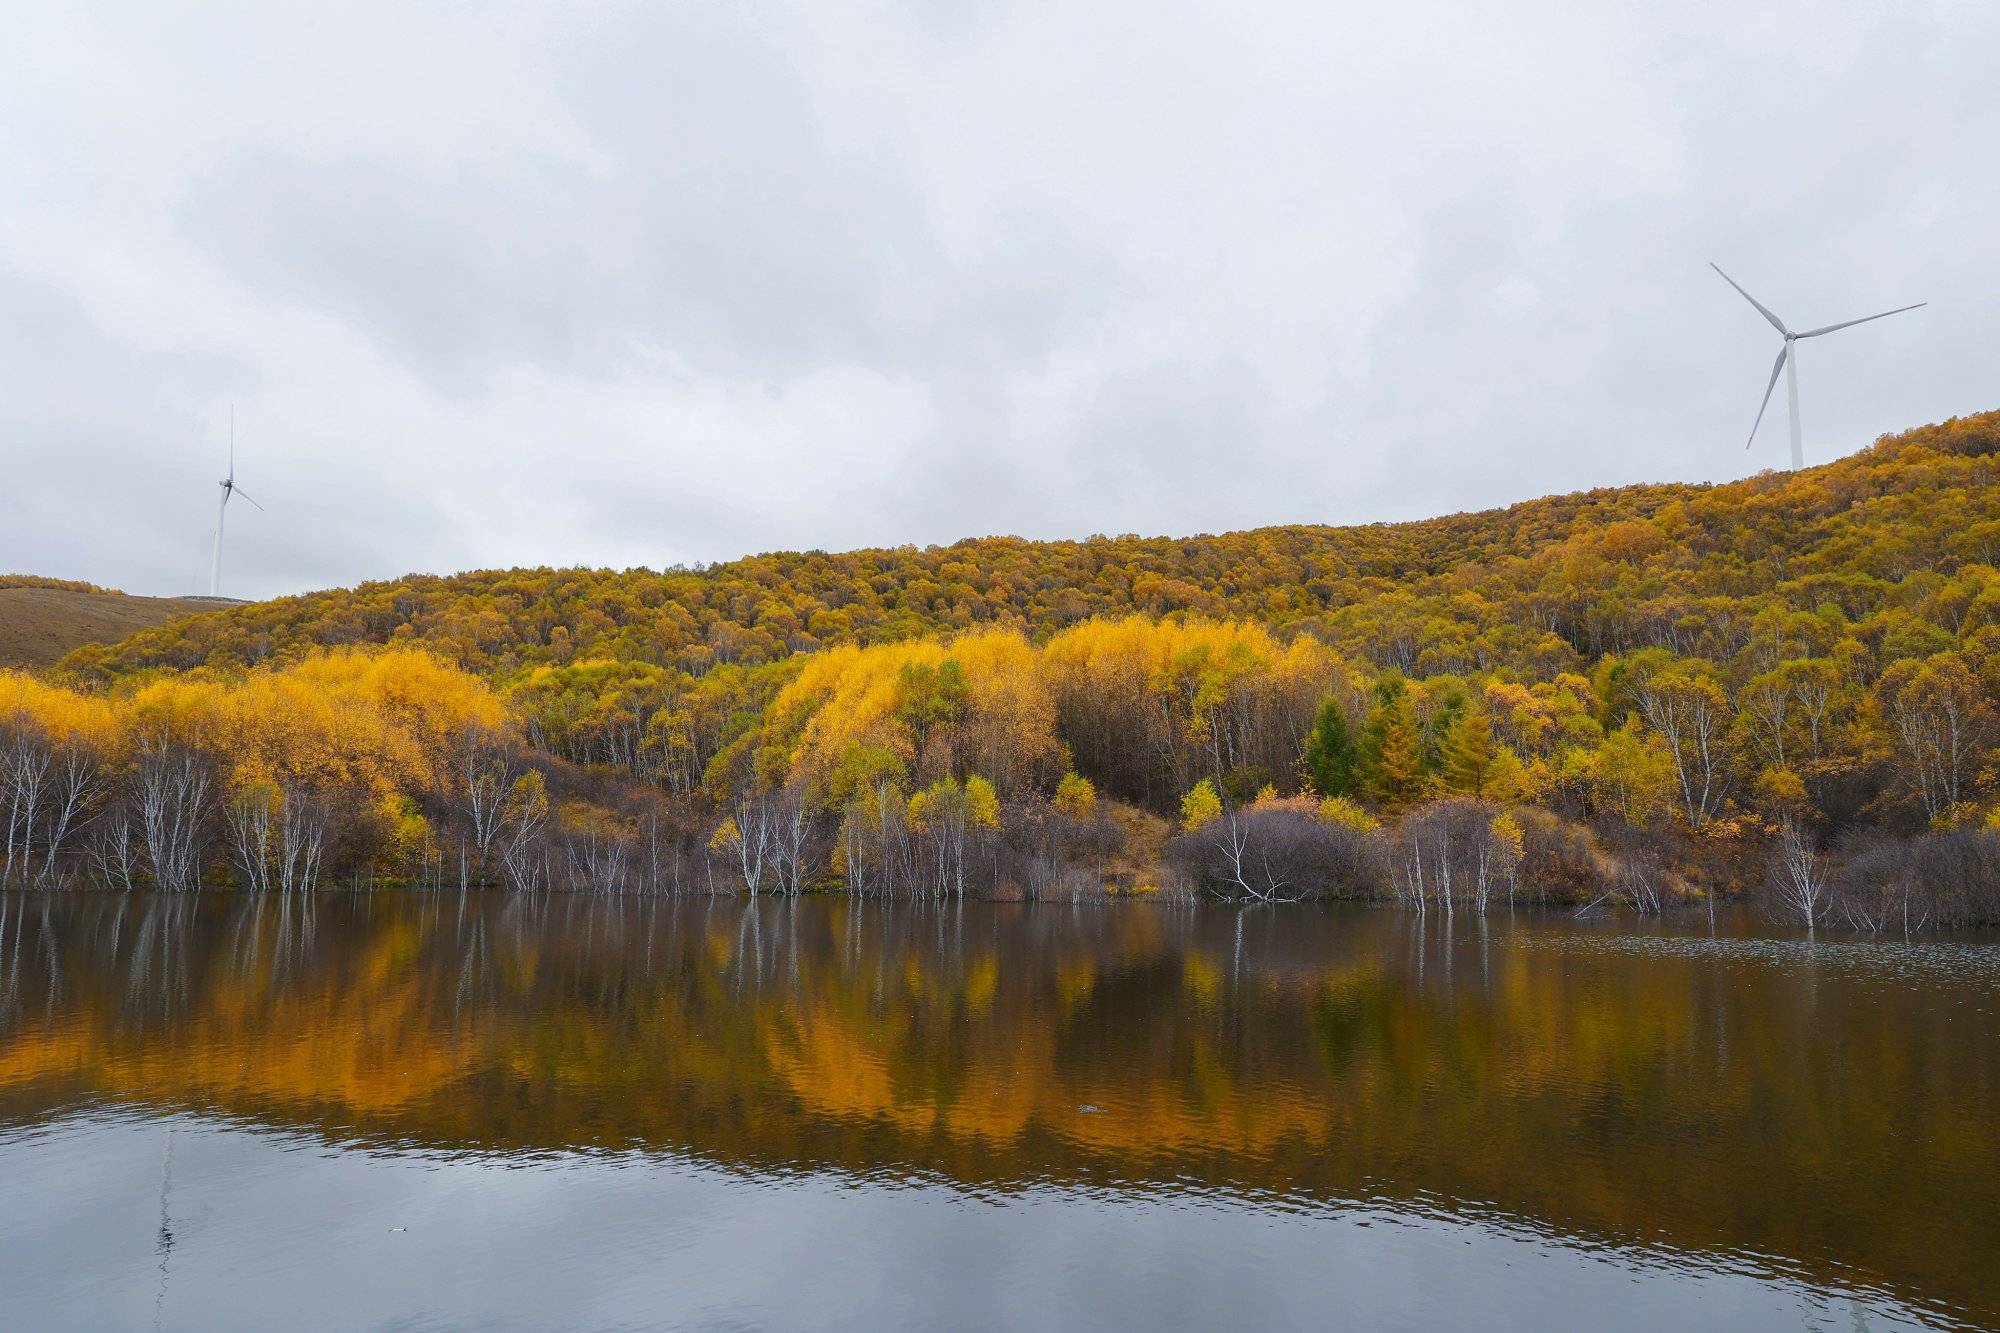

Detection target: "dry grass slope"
[0, 585, 226, 669]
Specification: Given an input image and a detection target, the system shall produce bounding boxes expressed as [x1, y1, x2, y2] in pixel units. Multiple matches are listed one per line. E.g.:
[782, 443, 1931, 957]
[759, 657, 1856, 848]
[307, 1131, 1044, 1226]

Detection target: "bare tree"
[564, 829, 629, 893]
[274, 787, 329, 893]
[725, 792, 773, 894]
[39, 740, 102, 883]
[766, 784, 816, 895]
[0, 718, 52, 885]
[87, 804, 141, 893]
[1211, 803, 1295, 903]
[225, 784, 277, 893]
[497, 771, 551, 891]
[836, 779, 914, 897]
[1618, 859, 1665, 916]
[840, 800, 875, 897]
[1393, 801, 1522, 914]
[454, 726, 519, 873]
[225, 782, 330, 894]
[918, 783, 972, 898]
[134, 742, 213, 892]
[1769, 821, 1827, 933]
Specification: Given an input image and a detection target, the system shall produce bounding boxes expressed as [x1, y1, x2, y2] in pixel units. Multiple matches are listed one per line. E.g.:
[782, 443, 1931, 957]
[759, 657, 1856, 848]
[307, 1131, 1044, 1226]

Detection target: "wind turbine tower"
[1711, 263, 1924, 470]
[209, 406, 263, 597]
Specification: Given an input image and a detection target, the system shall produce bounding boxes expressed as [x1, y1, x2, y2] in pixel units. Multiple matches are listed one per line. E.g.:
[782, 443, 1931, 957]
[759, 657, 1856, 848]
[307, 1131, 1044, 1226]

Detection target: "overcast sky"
[1, 2, 1992, 600]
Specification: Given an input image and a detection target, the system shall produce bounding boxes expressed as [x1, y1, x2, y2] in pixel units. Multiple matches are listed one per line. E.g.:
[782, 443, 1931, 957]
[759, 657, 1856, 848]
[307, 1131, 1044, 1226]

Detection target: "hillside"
[8, 411, 2000, 922]
[57, 412, 2000, 686]
[0, 579, 229, 670]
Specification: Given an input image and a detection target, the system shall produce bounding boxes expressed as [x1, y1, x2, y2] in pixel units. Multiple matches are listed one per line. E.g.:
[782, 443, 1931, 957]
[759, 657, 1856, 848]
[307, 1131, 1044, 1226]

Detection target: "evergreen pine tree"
[1302, 695, 1357, 797]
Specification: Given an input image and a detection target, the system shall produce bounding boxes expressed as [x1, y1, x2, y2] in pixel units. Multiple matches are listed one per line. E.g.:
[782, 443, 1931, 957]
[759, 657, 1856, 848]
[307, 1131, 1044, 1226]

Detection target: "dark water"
[1, 892, 1996, 1331]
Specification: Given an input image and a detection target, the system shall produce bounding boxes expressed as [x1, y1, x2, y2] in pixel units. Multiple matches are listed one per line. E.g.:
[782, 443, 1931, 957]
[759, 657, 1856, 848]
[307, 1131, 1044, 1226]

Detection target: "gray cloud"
[0, 0, 1992, 599]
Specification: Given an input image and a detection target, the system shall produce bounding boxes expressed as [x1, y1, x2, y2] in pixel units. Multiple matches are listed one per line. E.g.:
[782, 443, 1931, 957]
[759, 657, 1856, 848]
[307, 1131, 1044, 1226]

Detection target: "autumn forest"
[7, 412, 2000, 928]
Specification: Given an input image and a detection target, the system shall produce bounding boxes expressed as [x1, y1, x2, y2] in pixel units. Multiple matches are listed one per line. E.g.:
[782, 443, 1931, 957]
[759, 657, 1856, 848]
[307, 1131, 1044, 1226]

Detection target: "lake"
[1, 891, 1995, 1330]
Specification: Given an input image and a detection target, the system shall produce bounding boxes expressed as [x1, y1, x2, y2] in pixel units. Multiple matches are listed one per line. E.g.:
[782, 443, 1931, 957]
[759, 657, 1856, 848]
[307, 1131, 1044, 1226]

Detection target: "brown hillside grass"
[0, 585, 225, 669]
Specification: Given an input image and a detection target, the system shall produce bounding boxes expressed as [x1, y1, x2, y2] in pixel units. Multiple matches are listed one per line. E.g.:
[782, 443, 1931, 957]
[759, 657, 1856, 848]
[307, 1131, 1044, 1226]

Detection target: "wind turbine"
[1712, 263, 1924, 470]
[208, 406, 263, 597]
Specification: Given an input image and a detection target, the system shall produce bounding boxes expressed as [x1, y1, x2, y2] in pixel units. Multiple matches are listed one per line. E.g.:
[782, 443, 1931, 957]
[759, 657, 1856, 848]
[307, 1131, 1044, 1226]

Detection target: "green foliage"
[827, 744, 908, 811]
[896, 658, 969, 756]
[1302, 696, 1357, 797]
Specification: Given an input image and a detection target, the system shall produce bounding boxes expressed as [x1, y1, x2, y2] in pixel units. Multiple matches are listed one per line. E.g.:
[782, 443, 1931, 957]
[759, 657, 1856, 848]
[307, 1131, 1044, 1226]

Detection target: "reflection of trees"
[0, 892, 1996, 1323]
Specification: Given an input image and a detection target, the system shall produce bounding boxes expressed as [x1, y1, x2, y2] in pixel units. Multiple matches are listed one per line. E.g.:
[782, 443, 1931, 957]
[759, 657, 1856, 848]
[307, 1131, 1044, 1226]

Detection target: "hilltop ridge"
[54, 410, 2000, 685]
[0, 579, 230, 670]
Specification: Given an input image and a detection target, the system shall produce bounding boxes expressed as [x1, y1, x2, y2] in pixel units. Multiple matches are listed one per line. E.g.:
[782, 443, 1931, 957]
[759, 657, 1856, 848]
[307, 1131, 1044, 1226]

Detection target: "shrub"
[1831, 830, 2000, 931]
[1168, 803, 1386, 902]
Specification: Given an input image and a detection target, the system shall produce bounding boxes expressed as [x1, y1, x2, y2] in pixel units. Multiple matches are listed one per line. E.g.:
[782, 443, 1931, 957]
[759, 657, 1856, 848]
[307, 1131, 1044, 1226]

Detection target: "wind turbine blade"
[1710, 263, 1789, 335]
[228, 404, 235, 482]
[1746, 344, 1788, 448]
[1794, 302, 1927, 339]
[232, 488, 265, 511]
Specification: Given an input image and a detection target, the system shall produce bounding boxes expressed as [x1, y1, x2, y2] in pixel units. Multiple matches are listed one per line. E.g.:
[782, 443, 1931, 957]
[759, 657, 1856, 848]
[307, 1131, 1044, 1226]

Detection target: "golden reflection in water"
[0, 891, 1996, 1325]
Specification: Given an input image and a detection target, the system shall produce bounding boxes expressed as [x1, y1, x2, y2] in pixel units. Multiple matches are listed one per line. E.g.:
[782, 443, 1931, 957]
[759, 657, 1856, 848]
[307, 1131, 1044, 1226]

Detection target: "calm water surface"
[1, 891, 1995, 1330]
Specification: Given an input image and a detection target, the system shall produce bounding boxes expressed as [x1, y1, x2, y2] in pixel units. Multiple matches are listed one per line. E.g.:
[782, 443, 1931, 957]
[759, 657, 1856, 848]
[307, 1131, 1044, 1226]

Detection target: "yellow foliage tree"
[1052, 771, 1096, 819]
[1181, 779, 1223, 831]
[1316, 796, 1380, 833]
